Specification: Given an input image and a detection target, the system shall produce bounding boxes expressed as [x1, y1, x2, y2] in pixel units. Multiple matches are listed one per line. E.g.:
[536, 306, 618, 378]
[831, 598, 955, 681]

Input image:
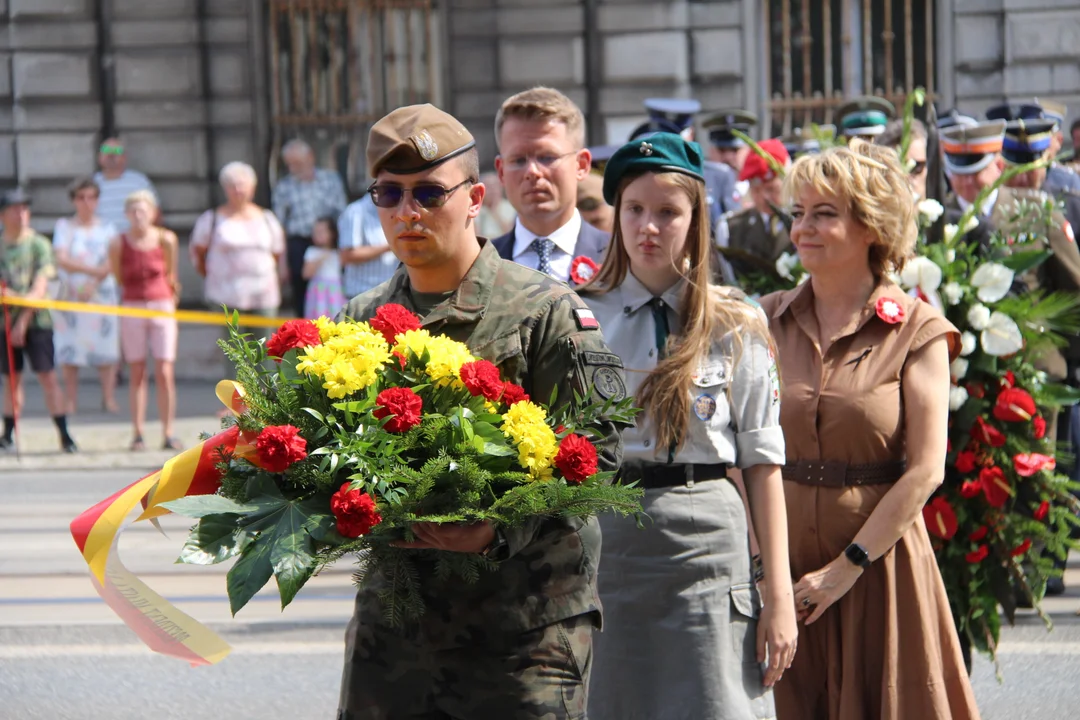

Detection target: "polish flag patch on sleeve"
[574, 308, 600, 330]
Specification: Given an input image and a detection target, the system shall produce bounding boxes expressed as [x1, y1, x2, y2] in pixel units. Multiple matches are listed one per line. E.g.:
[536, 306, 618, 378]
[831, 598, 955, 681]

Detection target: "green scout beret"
[602, 133, 705, 205]
[366, 104, 476, 178]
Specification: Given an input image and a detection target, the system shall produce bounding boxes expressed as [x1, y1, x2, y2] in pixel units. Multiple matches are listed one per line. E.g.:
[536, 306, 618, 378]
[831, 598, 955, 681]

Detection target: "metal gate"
[763, 0, 936, 136]
[267, 0, 441, 193]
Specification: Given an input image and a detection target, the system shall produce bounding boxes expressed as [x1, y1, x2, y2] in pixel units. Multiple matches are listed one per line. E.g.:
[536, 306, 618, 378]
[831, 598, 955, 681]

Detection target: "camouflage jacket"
[340, 239, 627, 644]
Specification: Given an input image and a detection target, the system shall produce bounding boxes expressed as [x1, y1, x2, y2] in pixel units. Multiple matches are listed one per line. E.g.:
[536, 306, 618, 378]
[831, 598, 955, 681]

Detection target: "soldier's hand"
[392, 521, 496, 554]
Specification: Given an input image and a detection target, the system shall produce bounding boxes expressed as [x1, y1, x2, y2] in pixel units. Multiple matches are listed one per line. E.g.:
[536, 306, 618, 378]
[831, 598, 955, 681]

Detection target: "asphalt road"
[3, 468, 1080, 720]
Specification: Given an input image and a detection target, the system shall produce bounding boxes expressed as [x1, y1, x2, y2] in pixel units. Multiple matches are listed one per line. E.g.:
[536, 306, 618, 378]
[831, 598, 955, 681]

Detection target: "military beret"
[941, 120, 1006, 175]
[739, 139, 790, 182]
[703, 110, 758, 148]
[837, 96, 895, 137]
[1002, 118, 1055, 166]
[602, 133, 705, 205]
[0, 186, 31, 210]
[366, 104, 476, 178]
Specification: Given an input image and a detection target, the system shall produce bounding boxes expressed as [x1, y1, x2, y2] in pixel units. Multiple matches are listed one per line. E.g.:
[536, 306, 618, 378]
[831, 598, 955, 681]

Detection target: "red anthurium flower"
[966, 382, 986, 399]
[971, 417, 1006, 448]
[978, 466, 1011, 508]
[969, 526, 989, 542]
[369, 303, 422, 346]
[960, 480, 982, 499]
[554, 433, 599, 484]
[954, 451, 978, 474]
[373, 387, 423, 433]
[459, 360, 504, 401]
[255, 424, 308, 472]
[1000, 371, 1016, 390]
[266, 319, 322, 361]
[965, 545, 989, 564]
[1033, 415, 1047, 440]
[1033, 500, 1050, 521]
[330, 483, 383, 538]
[1013, 453, 1056, 478]
[500, 382, 530, 406]
[875, 297, 905, 324]
[1011, 538, 1033, 557]
[993, 388, 1036, 423]
[922, 497, 959, 540]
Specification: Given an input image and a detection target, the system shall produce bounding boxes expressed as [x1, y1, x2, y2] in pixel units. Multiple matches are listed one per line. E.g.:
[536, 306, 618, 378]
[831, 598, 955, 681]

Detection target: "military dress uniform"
[583, 134, 784, 720]
[703, 110, 759, 206]
[335, 104, 627, 720]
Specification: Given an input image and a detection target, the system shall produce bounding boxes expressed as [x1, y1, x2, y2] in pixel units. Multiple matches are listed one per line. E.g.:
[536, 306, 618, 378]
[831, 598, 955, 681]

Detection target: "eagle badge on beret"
[412, 130, 439, 161]
[639, 141, 654, 156]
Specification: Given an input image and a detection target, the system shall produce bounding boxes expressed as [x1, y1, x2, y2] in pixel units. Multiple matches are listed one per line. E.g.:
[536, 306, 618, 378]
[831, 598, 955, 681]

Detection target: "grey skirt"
[589, 478, 776, 720]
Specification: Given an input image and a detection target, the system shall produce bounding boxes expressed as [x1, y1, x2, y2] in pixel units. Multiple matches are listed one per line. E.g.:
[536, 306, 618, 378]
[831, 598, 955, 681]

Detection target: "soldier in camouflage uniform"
[336, 103, 627, 720]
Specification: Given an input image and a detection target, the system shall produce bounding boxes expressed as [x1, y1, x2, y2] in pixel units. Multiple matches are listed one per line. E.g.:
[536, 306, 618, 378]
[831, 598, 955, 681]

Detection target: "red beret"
[738, 139, 790, 182]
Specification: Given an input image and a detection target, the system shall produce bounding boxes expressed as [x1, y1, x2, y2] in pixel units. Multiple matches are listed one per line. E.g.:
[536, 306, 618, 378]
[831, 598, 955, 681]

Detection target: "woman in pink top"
[108, 190, 181, 451]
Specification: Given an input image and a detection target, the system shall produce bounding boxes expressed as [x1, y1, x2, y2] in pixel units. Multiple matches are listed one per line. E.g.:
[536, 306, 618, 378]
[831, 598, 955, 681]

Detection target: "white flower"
[945, 249, 956, 263]
[963, 215, 980, 233]
[970, 262, 1015, 303]
[950, 357, 969, 380]
[949, 385, 969, 411]
[796, 273, 809, 285]
[943, 224, 959, 244]
[960, 331, 977, 357]
[967, 303, 991, 330]
[1035, 370, 1048, 384]
[899, 256, 943, 293]
[981, 311, 1024, 357]
[942, 281, 963, 306]
[775, 252, 799, 281]
[917, 198, 944, 224]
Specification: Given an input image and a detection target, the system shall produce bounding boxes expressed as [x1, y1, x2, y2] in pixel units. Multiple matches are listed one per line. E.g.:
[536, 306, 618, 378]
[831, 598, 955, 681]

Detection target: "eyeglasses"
[368, 179, 473, 209]
[100, 144, 125, 156]
[500, 151, 577, 172]
[908, 160, 927, 176]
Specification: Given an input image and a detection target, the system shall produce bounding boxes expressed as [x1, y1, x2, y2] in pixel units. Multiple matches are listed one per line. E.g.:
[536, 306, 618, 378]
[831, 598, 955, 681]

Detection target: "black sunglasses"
[368, 179, 473, 209]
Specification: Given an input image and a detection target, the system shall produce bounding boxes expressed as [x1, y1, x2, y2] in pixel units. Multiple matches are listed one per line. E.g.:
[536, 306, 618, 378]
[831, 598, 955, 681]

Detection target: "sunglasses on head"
[368, 179, 473, 209]
[908, 160, 927, 175]
[100, 144, 124, 155]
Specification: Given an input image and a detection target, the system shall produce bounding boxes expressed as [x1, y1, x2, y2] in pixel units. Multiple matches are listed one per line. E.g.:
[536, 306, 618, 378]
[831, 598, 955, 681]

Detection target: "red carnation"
[369, 303, 422, 346]
[960, 480, 982, 499]
[266, 319, 322, 361]
[922, 497, 959, 541]
[255, 424, 308, 472]
[993, 387, 1037, 423]
[966, 382, 986, 399]
[460, 360, 504, 401]
[554, 433, 599, 484]
[1013, 452, 1056, 478]
[1011, 538, 1033, 557]
[1033, 415, 1047, 440]
[1000, 371, 1016, 390]
[955, 451, 978, 474]
[501, 382, 530, 406]
[972, 417, 1006, 448]
[979, 466, 1011, 508]
[373, 387, 423, 433]
[1034, 500, 1050, 521]
[330, 482, 383, 538]
[965, 545, 989, 564]
[969, 526, 989, 542]
[392, 351, 407, 369]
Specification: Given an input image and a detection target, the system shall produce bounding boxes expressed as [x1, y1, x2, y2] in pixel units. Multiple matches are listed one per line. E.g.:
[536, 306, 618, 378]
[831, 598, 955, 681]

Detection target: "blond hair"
[783, 138, 916, 277]
[494, 87, 586, 150]
[124, 189, 158, 211]
[581, 172, 774, 453]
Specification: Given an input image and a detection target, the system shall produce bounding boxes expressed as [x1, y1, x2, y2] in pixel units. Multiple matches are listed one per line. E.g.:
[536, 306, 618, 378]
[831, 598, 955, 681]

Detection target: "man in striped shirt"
[93, 137, 158, 233]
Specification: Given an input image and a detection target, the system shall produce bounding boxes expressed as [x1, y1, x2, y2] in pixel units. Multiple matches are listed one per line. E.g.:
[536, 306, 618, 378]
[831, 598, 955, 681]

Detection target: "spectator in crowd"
[109, 191, 180, 452]
[337, 192, 396, 299]
[302, 216, 345, 319]
[576, 172, 614, 235]
[475, 171, 515, 238]
[0, 188, 78, 453]
[271, 139, 348, 316]
[93, 137, 157, 233]
[53, 178, 120, 415]
[875, 118, 929, 199]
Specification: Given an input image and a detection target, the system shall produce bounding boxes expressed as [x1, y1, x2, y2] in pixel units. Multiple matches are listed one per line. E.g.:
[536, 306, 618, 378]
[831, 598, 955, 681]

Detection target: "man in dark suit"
[493, 87, 609, 287]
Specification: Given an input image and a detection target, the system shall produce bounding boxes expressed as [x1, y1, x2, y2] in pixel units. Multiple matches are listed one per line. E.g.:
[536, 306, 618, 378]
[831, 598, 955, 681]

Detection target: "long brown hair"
[581, 171, 774, 452]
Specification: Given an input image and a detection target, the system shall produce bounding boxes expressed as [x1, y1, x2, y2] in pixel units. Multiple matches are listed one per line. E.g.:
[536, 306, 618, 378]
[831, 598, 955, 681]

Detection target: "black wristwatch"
[844, 543, 871, 570]
[480, 527, 509, 561]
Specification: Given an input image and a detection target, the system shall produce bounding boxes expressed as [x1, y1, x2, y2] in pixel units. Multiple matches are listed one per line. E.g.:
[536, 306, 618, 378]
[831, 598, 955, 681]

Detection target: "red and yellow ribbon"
[69, 380, 254, 666]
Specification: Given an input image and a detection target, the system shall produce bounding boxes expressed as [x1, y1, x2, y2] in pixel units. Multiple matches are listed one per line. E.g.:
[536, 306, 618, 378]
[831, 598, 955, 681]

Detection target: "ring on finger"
[801, 597, 811, 607]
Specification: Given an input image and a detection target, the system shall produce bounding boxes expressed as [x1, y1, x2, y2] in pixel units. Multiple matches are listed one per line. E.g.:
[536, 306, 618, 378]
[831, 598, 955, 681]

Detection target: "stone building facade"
[2, 0, 1078, 239]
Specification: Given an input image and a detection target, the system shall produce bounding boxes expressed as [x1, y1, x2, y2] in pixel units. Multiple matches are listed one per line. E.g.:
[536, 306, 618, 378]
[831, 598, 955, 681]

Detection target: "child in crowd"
[302, 216, 345, 320]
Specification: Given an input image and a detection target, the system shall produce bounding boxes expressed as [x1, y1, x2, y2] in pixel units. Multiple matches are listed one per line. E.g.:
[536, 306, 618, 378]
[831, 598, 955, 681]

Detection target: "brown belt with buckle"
[781, 460, 906, 488]
[621, 463, 729, 490]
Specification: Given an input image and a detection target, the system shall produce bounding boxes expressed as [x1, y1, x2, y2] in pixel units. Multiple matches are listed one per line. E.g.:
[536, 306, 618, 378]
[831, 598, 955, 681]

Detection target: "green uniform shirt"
[0, 232, 56, 330]
[340, 239, 627, 643]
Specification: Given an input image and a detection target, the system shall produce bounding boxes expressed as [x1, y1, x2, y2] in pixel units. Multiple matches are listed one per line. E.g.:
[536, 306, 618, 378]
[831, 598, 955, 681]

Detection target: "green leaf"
[1040, 383, 1080, 406]
[161, 495, 259, 518]
[268, 503, 317, 608]
[226, 537, 274, 615]
[332, 401, 368, 413]
[480, 441, 517, 458]
[176, 513, 251, 565]
[1000, 250, 1052, 274]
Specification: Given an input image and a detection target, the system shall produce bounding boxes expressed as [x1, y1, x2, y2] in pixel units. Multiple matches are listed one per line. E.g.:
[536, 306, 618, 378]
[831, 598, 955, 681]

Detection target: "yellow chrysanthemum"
[502, 401, 558, 480]
[297, 321, 390, 396]
[313, 316, 343, 342]
[393, 330, 475, 387]
[393, 329, 434, 359]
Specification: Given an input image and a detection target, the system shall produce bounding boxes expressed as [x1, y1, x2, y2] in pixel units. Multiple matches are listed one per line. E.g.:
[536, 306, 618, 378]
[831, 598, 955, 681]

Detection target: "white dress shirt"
[511, 210, 582, 283]
[957, 189, 999, 218]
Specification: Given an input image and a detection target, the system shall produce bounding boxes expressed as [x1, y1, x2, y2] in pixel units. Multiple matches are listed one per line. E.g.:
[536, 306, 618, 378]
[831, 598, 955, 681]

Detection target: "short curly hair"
[783, 138, 916, 278]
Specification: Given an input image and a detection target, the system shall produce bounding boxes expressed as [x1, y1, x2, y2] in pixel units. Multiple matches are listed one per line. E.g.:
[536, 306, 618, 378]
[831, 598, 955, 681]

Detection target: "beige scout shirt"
[584, 272, 785, 468]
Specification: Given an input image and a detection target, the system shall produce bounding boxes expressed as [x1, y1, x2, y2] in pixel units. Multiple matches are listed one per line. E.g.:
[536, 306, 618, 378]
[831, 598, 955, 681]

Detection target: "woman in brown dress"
[759, 140, 980, 720]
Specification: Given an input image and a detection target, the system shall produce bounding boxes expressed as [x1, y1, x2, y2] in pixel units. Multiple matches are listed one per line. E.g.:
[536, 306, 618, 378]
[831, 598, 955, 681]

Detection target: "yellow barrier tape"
[0, 294, 293, 328]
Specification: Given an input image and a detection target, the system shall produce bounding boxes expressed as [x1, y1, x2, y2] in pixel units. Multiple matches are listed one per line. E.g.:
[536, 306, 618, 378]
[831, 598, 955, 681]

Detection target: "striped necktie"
[530, 237, 554, 276]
